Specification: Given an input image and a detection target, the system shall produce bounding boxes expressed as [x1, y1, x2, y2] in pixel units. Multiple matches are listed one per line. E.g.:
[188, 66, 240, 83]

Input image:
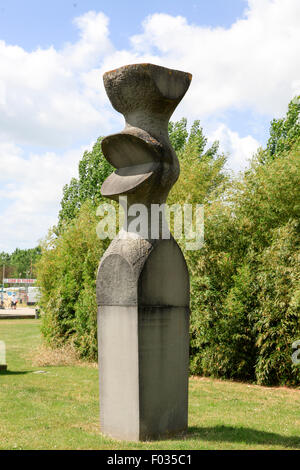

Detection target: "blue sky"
[0, 0, 247, 51]
[0, 0, 299, 252]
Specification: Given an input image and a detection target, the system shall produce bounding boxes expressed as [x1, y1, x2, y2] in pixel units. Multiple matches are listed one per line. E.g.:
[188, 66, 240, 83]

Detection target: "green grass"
[0, 319, 300, 450]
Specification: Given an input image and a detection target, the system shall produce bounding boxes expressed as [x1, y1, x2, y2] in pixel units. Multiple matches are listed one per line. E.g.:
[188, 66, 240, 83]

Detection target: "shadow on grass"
[187, 425, 300, 449]
[0, 370, 32, 375]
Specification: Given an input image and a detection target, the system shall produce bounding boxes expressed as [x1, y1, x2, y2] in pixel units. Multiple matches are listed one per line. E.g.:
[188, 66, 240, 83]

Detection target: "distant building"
[27, 286, 41, 305]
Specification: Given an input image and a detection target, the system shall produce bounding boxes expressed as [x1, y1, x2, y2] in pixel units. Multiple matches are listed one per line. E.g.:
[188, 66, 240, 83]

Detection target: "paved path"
[0, 308, 36, 319]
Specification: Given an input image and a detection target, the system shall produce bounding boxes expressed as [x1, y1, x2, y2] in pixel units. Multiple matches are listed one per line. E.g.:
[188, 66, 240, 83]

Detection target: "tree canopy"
[58, 137, 113, 229]
[0, 247, 41, 282]
[259, 94, 300, 164]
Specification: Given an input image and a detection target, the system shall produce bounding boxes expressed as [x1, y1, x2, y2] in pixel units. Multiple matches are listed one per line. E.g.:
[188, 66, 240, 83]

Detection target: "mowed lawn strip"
[0, 319, 299, 450]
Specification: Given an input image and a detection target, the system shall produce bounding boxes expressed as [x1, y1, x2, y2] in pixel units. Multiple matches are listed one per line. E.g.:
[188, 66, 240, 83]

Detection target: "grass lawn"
[0, 319, 300, 450]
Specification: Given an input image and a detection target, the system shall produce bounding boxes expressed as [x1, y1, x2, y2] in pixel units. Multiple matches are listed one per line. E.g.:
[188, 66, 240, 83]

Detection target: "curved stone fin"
[101, 162, 159, 197]
[101, 132, 164, 169]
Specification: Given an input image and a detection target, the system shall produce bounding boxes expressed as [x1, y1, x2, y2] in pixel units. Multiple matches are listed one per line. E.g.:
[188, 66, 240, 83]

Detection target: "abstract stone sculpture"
[97, 63, 192, 441]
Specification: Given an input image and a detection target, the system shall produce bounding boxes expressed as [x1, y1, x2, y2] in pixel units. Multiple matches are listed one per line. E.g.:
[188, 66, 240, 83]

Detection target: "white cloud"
[209, 124, 260, 172]
[130, 0, 300, 118]
[0, 11, 113, 148]
[0, 141, 84, 252]
[1, 1, 299, 148]
[64, 11, 113, 70]
[292, 80, 300, 96]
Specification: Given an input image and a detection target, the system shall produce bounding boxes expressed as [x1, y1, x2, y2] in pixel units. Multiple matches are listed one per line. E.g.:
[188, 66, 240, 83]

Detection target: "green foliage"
[168, 121, 227, 205]
[0, 252, 10, 265]
[58, 178, 80, 227]
[39, 137, 114, 358]
[255, 220, 300, 386]
[168, 117, 221, 162]
[168, 99, 300, 386]
[0, 247, 41, 281]
[168, 118, 188, 152]
[190, 262, 258, 381]
[37, 201, 109, 360]
[259, 95, 300, 163]
[10, 247, 42, 277]
[186, 140, 300, 385]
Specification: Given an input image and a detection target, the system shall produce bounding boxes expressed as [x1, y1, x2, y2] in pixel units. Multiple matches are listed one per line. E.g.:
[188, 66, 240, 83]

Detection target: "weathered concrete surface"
[138, 306, 189, 440]
[97, 63, 192, 441]
[98, 304, 189, 441]
[97, 237, 190, 441]
[97, 306, 139, 441]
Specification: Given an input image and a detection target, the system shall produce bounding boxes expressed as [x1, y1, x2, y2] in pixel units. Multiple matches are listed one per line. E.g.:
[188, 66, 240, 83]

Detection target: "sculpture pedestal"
[97, 237, 190, 441]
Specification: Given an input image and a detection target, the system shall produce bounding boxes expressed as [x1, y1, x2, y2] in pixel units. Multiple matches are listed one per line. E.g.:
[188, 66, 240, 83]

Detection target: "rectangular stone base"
[97, 305, 189, 441]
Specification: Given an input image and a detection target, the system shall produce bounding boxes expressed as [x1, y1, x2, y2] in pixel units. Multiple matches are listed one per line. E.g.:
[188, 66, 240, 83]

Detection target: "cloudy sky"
[0, 0, 299, 252]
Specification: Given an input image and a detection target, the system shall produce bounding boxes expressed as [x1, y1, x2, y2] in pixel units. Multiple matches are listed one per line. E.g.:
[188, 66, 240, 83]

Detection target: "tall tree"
[58, 137, 113, 228]
[9, 247, 42, 277]
[259, 94, 300, 163]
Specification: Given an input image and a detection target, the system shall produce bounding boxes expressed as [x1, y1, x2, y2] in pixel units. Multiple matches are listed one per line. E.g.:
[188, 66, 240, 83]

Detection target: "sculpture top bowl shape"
[100, 63, 192, 206]
[103, 63, 192, 135]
